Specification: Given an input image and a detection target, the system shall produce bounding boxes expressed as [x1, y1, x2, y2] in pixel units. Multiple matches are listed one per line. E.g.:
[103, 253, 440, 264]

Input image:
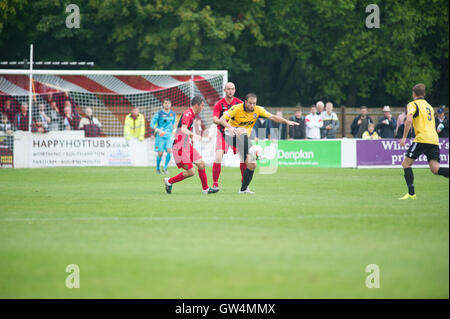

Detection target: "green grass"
[0, 166, 448, 298]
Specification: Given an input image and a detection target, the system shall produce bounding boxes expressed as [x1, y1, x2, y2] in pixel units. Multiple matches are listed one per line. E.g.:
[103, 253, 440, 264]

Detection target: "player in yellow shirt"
[399, 83, 449, 200]
[218, 93, 299, 193]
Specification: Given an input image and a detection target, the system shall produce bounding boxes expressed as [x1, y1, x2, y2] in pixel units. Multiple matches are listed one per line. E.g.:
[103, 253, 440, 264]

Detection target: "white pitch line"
[0, 213, 443, 222]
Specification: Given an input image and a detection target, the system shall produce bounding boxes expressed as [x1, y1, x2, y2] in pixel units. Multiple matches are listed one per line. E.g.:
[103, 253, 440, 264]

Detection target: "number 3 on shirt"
[426, 107, 432, 121]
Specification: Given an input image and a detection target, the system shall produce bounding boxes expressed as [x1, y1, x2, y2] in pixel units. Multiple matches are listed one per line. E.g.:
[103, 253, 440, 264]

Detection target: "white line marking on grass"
[0, 213, 443, 222]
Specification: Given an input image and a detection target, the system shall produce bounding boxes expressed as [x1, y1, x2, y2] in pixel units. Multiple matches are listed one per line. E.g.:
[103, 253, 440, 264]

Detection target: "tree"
[0, 0, 448, 107]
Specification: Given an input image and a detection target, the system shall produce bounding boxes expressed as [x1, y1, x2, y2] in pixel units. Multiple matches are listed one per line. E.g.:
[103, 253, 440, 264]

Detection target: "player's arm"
[212, 103, 222, 126]
[268, 114, 299, 126]
[400, 109, 414, 147]
[218, 107, 240, 135]
[150, 113, 163, 135]
[180, 124, 202, 140]
[218, 115, 238, 135]
[402, 114, 413, 139]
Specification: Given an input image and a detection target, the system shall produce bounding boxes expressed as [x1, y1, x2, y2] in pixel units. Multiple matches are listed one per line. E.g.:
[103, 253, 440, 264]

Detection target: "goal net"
[0, 70, 227, 137]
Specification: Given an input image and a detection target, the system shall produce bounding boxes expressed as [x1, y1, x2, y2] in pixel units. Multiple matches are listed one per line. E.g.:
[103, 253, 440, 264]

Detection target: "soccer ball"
[249, 145, 263, 160]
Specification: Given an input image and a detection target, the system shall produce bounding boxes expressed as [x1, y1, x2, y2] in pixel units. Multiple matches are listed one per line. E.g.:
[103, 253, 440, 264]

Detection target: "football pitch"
[0, 166, 448, 298]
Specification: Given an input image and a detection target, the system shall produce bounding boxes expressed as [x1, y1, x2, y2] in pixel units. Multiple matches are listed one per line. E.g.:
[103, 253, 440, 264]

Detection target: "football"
[249, 145, 263, 160]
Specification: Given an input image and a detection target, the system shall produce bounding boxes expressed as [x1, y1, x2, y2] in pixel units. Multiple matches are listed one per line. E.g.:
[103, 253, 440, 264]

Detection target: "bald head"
[224, 82, 236, 100]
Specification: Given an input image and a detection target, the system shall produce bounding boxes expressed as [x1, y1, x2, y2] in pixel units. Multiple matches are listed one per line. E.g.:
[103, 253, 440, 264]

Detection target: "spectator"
[289, 109, 306, 139]
[124, 106, 146, 141]
[14, 103, 30, 131]
[253, 116, 273, 141]
[321, 102, 340, 139]
[1, 98, 17, 123]
[396, 122, 415, 139]
[362, 123, 380, 140]
[0, 113, 15, 135]
[395, 105, 414, 138]
[36, 104, 51, 131]
[48, 100, 63, 131]
[316, 101, 324, 116]
[351, 106, 373, 138]
[32, 116, 47, 133]
[63, 104, 80, 130]
[395, 106, 408, 137]
[305, 105, 323, 139]
[79, 107, 102, 137]
[376, 105, 396, 138]
[435, 106, 448, 138]
[271, 111, 288, 140]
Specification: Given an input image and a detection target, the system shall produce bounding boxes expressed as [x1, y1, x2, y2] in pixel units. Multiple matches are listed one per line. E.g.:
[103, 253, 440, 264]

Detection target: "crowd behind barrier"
[2, 97, 448, 141]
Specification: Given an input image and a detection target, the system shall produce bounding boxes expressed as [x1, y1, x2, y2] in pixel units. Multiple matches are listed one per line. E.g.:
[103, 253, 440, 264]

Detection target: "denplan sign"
[257, 140, 341, 167]
[356, 138, 449, 166]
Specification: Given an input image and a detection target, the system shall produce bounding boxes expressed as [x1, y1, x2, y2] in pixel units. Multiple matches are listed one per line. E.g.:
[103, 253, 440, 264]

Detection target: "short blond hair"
[413, 83, 425, 97]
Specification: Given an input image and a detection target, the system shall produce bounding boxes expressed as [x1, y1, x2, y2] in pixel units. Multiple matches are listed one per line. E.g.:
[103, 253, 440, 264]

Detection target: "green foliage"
[0, 0, 448, 107]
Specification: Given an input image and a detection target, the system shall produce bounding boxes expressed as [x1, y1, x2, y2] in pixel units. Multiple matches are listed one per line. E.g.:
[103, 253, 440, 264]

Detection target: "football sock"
[156, 155, 162, 170]
[212, 162, 221, 186]
[438, 167, 449, 178]
[403, 167, 415, 195]
[164, 153, 172, 169]
[241, 168, 254, 191]
[168, 172, 185, 184]
[198, 168, 209, 190]
[240, 163, 247, 182]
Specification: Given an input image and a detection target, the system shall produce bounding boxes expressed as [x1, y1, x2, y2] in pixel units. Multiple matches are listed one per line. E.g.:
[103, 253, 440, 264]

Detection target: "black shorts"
[224, 132, 253, 162]
[405, 142, 440, 162]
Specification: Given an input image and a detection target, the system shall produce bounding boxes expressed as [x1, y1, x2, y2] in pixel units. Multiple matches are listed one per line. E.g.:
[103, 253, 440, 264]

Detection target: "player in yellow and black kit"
[399, 83, 449, 200]
[218, 93, 299, 194]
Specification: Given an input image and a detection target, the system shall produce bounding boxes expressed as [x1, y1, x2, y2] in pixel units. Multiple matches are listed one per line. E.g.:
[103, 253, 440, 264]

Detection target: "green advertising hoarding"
[256, 140, 341, 168]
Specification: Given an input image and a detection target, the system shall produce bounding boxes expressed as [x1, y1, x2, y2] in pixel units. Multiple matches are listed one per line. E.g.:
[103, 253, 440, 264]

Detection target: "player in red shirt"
[164, 96, 218, 194]
[211, 82, 245, 191]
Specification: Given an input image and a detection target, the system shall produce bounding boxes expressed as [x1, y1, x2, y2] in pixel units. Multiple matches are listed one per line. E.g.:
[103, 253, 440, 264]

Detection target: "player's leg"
[231, 144, 247, 183]
[239, 161, 247, 183]
[425, 144, 448, 178]
[164, 147, 172, 174]
[238, 134, 256, 193]
[399, 143, 420, 200]
[164, 164, 194, 194]
[155, 136, 163, 174]
[212, 133, 226, 189]
[194, 159, 209, 192]
[400, 142, 422, 200]
[193, 148, 218, 194]
[399, 155, 416, 200]
[212, 149, 224, 189]
[160, 137, 171, 174]
[430, 159, 450, 177]
[156, 151, 163, 173]
[164, 144, 194, 193]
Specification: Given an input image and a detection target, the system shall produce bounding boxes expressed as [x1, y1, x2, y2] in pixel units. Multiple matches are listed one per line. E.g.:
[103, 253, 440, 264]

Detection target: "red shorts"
[173, 142, 202, 170]
[216, 131, 237, 154]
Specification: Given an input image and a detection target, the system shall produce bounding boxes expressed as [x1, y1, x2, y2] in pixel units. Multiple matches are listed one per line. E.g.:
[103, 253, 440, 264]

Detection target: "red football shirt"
[174, 107, 196, 146]
[213, 97, 243, 134]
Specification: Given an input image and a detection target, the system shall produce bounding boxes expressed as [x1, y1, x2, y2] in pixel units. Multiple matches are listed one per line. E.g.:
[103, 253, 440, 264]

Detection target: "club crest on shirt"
[253, 113, 257, 119]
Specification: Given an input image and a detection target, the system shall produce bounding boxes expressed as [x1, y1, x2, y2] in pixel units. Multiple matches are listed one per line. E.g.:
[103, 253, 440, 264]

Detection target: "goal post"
[0, 69, 228, 137]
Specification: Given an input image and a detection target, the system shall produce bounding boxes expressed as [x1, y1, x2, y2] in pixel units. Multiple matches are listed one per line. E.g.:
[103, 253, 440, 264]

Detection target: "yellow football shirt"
[406, 98, 439, 145]
[223, 103, 272, 136]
